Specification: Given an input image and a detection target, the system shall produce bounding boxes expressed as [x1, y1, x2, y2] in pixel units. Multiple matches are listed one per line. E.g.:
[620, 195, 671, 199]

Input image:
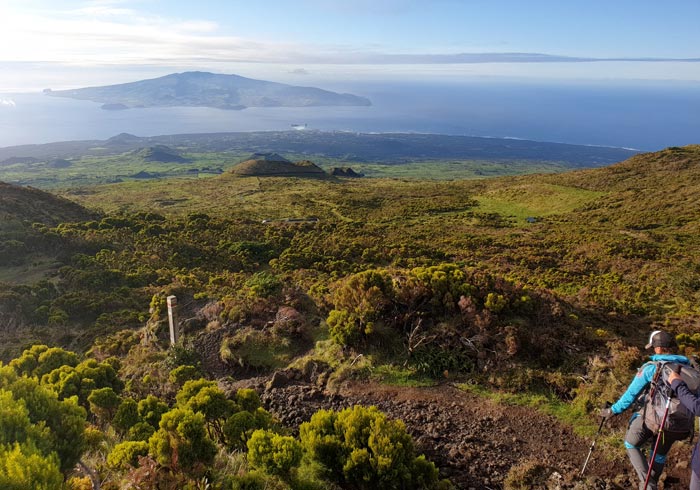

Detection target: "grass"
[0, 148, 572, 190]
[457, 382, 596, 437]
[0, 151, 247, 189]
[220, 329, 303, 370]
[370, 364, 436, 387]
[456, 382, 628, 461]
[474, 183, 606, 223]
[0, 255, 59, 284]
[326, 159, 570, 180]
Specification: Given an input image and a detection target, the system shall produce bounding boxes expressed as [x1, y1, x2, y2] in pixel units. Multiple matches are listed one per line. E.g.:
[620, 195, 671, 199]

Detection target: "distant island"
[45, 71, 372, 110]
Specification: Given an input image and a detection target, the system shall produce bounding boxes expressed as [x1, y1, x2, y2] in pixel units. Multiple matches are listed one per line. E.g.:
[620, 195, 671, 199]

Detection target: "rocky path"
[253, 374, 633, 489]
[253, 373, 645, 489]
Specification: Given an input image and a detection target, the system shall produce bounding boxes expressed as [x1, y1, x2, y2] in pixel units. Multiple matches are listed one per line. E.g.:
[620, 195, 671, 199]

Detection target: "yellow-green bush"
[299, 405, 439, 490]
[246, 430, 302, 478]
[107, 440, 149, 469]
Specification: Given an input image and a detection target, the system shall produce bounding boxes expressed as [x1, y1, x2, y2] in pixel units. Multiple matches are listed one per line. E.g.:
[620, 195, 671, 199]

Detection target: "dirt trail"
[337, 382, 630, 489]
[255, 375, 647, 489]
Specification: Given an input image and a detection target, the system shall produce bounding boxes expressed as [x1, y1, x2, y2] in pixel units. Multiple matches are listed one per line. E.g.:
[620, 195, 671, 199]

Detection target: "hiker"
[600, 330, 691, 490]
[669, 367, 700, 490]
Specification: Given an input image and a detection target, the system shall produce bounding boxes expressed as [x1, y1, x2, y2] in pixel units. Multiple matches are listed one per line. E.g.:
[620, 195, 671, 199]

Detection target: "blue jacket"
[611, 354, 690, 414]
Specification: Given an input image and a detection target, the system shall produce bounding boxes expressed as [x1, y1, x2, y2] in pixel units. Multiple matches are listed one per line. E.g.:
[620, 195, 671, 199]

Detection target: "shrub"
[247, 430, 302, 478]
[165, 343, 202, 371]
[0, 442, 63, 490]
[87, 387, 121, 423]
[220, 329, 294, 370]
[169, 365, 201, 385]
[0, 368, 87, 472]
[128, 422, 155, 442]
[327, 270, 394, 347]
[137, 395, 169, 428]
[112, 398, 141, 434]
[8, 344, 50, 376]
[148, 408, 216, 475]
[235, 389, 262, 412]
[107, 440, 149, 469]
[299, 405, 439, 489]
[42, 358, 123, 406]
[34, 347, 80, 377]
[223, 410, 270, 451]
[400, 264, 474, 316]
[246, 272, 282, 298]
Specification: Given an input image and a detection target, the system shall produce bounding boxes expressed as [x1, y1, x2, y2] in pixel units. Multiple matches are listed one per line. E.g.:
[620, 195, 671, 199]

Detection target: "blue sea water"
[1, 79, 699, 151]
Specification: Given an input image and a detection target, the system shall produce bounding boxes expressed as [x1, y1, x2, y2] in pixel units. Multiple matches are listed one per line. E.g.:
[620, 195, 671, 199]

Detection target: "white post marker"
[167, 295, 179, 345]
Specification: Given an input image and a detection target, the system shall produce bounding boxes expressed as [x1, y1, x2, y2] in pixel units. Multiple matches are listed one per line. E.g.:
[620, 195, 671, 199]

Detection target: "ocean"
[1, 79, 699, 151]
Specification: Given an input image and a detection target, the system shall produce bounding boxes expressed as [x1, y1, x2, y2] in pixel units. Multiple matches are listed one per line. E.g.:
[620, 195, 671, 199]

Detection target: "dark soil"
[244, 371, 696, 490]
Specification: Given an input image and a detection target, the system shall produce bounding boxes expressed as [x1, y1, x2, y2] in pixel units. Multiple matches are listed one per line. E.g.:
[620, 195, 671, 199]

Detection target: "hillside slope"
[231, 153, 326, 176]
[545, 145, 700, 230]
[0, 181, 96, 225]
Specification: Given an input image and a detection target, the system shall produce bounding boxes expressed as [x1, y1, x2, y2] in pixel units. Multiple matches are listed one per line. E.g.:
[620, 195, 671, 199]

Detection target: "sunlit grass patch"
[475, 183, 606, 222]
[370, 364, 436, 387]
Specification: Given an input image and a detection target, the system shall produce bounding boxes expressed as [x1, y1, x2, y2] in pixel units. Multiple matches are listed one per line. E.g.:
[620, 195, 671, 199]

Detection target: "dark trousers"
[625, 413, 688, 489]
[691, 443, 700, 490]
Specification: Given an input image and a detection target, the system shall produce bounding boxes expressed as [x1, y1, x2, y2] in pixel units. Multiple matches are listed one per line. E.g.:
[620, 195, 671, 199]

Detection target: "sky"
[1, 0, 700, 90]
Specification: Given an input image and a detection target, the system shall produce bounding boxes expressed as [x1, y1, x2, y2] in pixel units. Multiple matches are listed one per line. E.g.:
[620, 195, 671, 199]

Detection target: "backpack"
[643, 361, 700, 434]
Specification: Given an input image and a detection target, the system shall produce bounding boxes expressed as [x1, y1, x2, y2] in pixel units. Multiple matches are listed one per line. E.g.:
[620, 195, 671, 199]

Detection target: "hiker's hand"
[668, 370, 682, 384]
[599, 407, 614, 419]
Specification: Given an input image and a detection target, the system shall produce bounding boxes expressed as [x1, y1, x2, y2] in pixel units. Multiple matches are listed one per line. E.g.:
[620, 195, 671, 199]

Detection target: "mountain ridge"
[46, 71, 372, 110]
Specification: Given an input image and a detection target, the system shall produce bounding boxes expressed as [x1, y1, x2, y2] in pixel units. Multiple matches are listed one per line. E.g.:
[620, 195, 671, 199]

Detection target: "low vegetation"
[0, 144, 699, 487]
[0, 344, 449, 489]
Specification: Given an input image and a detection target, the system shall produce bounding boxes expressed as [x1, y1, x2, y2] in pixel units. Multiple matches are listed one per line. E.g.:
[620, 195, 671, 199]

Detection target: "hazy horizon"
[2, 1, 699, 150]
[2, 1, 700, 91]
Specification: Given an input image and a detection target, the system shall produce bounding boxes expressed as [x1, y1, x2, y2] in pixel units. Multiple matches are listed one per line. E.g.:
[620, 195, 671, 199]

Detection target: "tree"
[224, 411, 259, 451]
[175, 378, 216, 406]
[235, 388, 262, 412]
[9, 345, 80, 378]
[35, 347, 80, 378]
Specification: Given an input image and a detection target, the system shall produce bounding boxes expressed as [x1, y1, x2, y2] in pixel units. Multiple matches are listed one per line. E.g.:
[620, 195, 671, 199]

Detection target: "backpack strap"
[642, 361, 664, 421]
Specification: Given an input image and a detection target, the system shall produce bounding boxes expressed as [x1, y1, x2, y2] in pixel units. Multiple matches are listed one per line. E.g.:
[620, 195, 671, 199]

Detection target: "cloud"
[0, 2, 698, 68]
[289, 68, 310, 75]
[0, 3, 303, 65]
[0, 98, 17, 107]
[295, 0, 460, 15]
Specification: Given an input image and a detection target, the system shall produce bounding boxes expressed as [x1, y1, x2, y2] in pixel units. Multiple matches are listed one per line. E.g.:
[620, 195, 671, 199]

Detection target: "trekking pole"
[580, 412, 608, 477]
[643, 396, 672, 490]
